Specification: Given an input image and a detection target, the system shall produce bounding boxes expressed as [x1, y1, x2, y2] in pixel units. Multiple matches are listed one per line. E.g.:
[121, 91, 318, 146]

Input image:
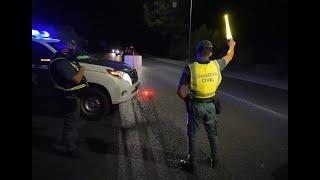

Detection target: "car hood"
[79, 58, 134, 73]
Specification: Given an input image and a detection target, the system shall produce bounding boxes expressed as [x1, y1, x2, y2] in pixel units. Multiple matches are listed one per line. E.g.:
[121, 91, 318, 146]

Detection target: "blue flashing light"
[32, 29, 40, 37]
[40, 31, 50, 38]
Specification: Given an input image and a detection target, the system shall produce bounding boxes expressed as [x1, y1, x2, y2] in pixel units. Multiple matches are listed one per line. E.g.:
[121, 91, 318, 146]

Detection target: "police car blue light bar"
[32, 29, 50, 38]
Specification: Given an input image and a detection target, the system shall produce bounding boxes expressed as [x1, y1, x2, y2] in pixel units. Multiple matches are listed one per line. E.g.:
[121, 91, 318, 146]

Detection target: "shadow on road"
[273, 162, 288, 180]
[86, 137, 119, 154]
[32, 95, 207, 179]
[32, 127, 60, 155]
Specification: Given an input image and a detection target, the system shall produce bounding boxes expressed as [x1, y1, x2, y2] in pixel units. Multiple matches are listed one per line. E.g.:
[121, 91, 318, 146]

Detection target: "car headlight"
[112, 49, 115, 53]
[116, 50, 120, 54]
[107, 69, 132, 85]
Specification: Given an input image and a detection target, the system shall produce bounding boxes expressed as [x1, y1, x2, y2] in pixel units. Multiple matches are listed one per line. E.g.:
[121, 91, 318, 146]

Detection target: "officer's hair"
[196, 47, 212, 57]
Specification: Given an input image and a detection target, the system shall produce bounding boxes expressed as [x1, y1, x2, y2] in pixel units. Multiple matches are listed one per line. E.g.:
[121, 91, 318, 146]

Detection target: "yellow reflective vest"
[188, 60, 222, 98]
[50, 57, 88, 92]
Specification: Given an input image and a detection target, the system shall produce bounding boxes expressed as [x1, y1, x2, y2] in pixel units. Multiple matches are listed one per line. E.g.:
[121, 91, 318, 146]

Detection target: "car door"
[32, 41, 58, 97]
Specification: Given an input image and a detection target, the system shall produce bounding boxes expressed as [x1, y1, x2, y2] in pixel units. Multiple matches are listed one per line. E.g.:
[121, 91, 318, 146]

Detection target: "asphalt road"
[32, 57, 288, 180]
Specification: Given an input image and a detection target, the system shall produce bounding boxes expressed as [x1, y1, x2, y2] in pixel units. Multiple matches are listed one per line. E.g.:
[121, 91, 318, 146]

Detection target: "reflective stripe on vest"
[50, 57, 87, 91]
[54, 83, 87, 92]
[69, 61, 80, 71]
[188, 60, 222, 99]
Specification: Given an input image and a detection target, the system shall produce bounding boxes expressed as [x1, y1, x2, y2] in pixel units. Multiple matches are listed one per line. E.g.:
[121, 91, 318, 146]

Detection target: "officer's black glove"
[184, 94, 191, 102]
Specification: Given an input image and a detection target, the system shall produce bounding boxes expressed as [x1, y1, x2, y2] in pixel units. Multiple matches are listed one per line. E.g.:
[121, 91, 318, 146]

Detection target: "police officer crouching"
[49, 40, 88, 158]
[177, 39, 236, 172]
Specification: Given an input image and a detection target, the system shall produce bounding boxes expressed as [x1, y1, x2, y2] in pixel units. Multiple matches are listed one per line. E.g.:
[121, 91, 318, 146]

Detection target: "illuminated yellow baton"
[224, 14, 233, 40]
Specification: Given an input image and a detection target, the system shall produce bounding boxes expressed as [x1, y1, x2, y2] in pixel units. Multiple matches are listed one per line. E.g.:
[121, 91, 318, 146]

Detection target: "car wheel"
[80, 87, 112, 120]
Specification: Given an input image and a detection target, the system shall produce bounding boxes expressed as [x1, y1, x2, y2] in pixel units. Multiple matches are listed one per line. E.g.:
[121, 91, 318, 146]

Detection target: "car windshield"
[47, 42, 97, 61]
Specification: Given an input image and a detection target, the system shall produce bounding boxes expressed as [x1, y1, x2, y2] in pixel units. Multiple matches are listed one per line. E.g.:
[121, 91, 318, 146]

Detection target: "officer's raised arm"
[223, 39, 236, 65]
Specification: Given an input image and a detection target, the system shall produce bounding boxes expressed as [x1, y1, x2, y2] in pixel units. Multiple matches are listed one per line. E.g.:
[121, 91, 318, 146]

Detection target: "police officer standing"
[49, 40, 88, 158]
[177, 39, 236, 172]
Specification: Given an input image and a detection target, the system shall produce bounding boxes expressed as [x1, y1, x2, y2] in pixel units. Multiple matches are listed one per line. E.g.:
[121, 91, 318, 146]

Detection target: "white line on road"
[127, 130, 147, 179]
[118, 130, 129, 180]
[147, 124, 170, 179]
[118, 128, 147, 179]
[118, 99, 147, 179]
[219, 91, 288, 120]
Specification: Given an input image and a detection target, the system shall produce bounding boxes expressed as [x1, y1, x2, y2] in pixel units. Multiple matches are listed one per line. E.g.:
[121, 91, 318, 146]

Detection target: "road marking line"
[219, 91, 288, 120]
[118, 130, 129, 180]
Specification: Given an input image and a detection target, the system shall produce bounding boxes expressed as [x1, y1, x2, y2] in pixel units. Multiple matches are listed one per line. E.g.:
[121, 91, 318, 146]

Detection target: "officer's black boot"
[210, 158, 219, 169]
[179, 159, 195, 173]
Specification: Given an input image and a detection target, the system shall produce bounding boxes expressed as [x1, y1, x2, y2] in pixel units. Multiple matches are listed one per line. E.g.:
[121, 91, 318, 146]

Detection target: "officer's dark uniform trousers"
[62, 92, 81, 151]
[187, 99, 218, 164]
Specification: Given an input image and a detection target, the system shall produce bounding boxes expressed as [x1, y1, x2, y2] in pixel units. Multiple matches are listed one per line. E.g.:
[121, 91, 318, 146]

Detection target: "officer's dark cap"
[55, 40, 73, 51]
[196, 40, 213, 53]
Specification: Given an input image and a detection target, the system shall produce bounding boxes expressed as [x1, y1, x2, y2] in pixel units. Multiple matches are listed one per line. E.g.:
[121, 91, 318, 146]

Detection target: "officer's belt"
[191, 97, 215, 103]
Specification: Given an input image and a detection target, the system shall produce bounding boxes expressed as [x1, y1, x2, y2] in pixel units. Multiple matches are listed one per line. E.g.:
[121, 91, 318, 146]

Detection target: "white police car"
[32, 30, 139, 120]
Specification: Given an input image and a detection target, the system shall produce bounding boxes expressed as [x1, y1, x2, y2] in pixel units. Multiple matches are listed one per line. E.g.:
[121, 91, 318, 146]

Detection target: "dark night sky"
[32, 0, 288, 61]
[32, 0, 146, 46]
